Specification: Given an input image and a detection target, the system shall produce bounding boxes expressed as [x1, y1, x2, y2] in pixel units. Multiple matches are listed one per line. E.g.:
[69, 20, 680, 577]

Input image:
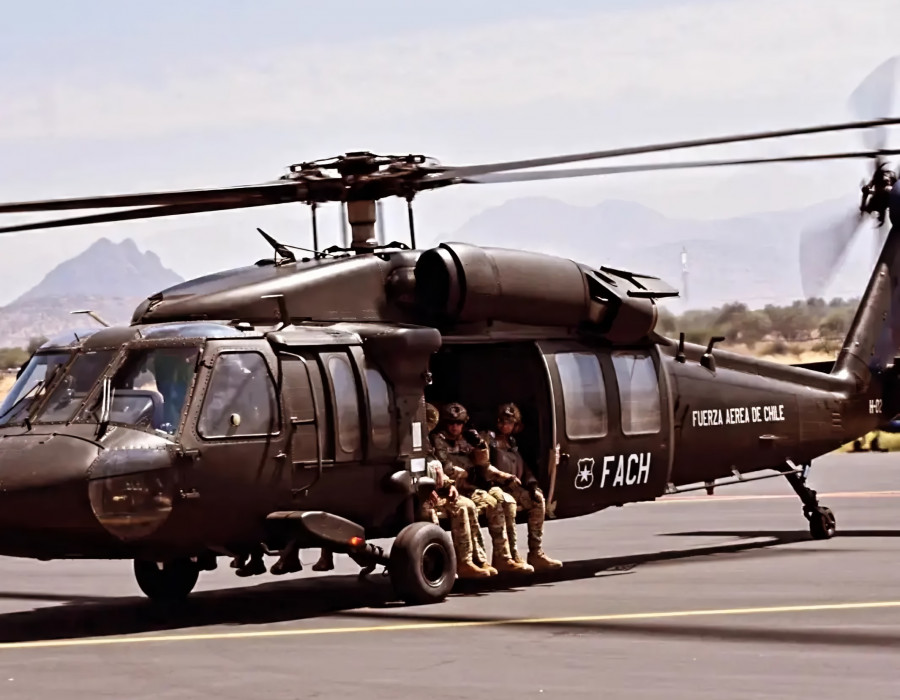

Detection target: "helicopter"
[2, 71, 900, 607]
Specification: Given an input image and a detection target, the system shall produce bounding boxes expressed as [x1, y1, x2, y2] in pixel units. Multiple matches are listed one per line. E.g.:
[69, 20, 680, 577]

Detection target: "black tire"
[808, 506, 836, 540]
[389, 522, 457, 605]
[133, 558, 199, 602]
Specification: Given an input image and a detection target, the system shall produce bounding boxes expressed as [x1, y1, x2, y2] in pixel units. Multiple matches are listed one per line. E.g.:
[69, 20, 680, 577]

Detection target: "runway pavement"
[0, 452, 899, 699]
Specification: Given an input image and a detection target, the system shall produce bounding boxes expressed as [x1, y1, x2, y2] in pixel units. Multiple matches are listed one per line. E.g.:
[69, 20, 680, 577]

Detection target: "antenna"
[70, 309, 110, 327]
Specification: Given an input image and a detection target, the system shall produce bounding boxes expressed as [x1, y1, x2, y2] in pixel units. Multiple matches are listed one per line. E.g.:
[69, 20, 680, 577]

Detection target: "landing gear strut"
[781, 464, 836, 540]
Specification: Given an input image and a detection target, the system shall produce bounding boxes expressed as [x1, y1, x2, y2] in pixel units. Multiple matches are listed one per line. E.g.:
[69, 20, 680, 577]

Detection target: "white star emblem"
[574, 457, 594, 490]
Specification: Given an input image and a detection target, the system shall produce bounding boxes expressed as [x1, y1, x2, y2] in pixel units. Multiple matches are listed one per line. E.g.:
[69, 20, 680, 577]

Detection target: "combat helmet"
[425, 402, 440, 433]
[497, 402, 523, 433]
[440, 402, 469, 425]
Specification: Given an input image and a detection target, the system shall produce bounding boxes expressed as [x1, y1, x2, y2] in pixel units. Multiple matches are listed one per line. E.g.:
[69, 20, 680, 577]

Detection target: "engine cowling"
[412, 243, 677, 343]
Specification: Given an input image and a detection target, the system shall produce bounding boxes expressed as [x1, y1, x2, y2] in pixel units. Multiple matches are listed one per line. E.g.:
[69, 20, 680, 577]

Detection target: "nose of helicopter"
[0, 430, 99, 494]
[0, 428, 179, 556]
[0, 431, 102, 551]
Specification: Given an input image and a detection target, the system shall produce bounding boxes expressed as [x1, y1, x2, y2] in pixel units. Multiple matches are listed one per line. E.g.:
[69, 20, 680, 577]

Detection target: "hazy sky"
[0, 0, 898, 304]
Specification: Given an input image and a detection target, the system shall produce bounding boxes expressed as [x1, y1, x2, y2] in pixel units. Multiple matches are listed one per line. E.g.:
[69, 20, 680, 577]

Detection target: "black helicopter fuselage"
[0, 237, 893, 564]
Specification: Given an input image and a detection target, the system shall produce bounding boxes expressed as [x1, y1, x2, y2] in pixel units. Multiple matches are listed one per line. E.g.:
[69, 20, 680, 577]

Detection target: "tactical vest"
[486, 431, 525, 480]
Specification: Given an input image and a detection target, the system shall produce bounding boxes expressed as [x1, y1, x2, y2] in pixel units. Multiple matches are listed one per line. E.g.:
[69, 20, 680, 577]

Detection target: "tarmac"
[0, 452, 899, 699]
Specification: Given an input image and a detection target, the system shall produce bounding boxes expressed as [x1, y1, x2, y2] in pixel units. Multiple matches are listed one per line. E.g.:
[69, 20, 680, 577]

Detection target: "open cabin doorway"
[424, 341, 555, 495]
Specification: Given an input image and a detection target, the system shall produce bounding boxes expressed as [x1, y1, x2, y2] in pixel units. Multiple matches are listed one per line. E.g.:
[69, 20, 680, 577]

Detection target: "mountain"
[11, 237, 182, 303]
[0, 195, 879, 348]
[450, 195, 873, 311]
[0, 238, 184, 348]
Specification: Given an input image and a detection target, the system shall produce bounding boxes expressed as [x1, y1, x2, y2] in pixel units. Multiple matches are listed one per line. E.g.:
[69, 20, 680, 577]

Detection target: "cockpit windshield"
[0, 351, 71, 426]
[78, 346, 199, 435]
[34, 350, 116, 424]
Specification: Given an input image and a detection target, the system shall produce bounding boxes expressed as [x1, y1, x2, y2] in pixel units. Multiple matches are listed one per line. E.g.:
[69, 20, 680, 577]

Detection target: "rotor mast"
[346, 200, 379, 251]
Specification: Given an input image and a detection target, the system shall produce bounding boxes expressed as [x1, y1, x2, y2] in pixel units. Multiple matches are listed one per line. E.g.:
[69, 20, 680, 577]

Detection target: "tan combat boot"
[527, 550, 563, 572]
[478, 561, 499, 576]
[458, 559, 491, 579]
[492, 555, 532, 574]
[511, 550, 534, 573]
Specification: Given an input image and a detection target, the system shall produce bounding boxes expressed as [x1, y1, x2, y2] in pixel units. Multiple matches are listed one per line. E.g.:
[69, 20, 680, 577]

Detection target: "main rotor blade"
[452, 149, 900, 185]
[849, 56, 899, 152]
[0, 181, 301, 214]
[0, 199, 283, 235]
[799, 209, 867, 299]
[426, 117, 900, 184]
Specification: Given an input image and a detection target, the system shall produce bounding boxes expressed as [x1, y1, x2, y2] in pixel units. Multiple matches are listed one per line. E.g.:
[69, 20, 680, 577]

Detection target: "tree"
[764, 303, 816, 341]
[26, 336, 48, 354]
[819, 309, 853, 339]
[656, 307, 677, 335]
[735, 310, 772, 347]
[0, 348, 29, 370]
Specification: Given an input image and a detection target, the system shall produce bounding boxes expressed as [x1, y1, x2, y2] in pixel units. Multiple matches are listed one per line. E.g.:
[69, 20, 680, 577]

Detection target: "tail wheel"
[133, 558, 200, 602]
[389, 521, 457, 605]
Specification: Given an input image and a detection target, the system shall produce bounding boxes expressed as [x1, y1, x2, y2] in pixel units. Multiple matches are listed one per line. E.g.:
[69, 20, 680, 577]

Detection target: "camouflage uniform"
[484, 402, 562, 571]
[421, 403, 494, 578]
[432, 402, 531, 573]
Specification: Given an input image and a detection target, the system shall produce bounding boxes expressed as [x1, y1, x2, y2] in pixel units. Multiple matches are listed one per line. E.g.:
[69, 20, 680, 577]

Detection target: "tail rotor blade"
[799, 209, 867, 299]
[874, 222, 890, 264]
[849, 56, 898, 152]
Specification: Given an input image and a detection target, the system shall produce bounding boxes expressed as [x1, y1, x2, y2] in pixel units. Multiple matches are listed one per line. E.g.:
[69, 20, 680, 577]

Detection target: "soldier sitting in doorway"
[431, 402, 532, 574]
[421, 402, 496, 579]
[482, 403, 562, 572]
[298, 402, 499, 580]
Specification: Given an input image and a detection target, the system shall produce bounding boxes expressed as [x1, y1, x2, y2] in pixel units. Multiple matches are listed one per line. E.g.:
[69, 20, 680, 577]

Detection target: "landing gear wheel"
[807, 506, 836, 540]
[133, 558, 200, 602]
[388, 521, 456, 605]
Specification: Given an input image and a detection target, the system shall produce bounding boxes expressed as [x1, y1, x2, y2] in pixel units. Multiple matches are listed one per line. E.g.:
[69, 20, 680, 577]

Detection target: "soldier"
[231, 545, 266, 577]
[421, 402, 496, 578]
[432, 402, 531, 574]
[484, 403, 562, 571]
[308, 403, 497, 580]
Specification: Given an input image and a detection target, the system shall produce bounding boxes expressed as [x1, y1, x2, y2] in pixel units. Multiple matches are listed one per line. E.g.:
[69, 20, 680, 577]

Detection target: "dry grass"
[0, 374, 13, 401]
[725, 342, 835, 365]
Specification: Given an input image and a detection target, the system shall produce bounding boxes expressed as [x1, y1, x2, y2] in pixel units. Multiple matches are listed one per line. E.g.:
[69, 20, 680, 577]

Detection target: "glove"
[463, 429, 483, 447]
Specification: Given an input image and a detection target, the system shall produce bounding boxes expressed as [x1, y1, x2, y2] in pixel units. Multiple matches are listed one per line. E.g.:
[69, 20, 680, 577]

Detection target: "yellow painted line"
[659, 490, 900, 503]
[1, 600, 899, 651]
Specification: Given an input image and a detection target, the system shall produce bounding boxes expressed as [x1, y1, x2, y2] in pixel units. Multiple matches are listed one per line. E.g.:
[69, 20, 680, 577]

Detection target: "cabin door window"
[363, 362, 393, 451]
[611, 351, 661, 435]
[556, 351, 609, 440]
[322, 352, 362, 460]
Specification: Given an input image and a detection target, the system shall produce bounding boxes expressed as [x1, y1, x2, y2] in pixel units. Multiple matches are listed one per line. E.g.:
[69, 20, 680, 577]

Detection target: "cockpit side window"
[37, 350, 116, 424]
[197, 352, 279, 439]
[75, 346, 199, 434]
[0, 351, 71, 426]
